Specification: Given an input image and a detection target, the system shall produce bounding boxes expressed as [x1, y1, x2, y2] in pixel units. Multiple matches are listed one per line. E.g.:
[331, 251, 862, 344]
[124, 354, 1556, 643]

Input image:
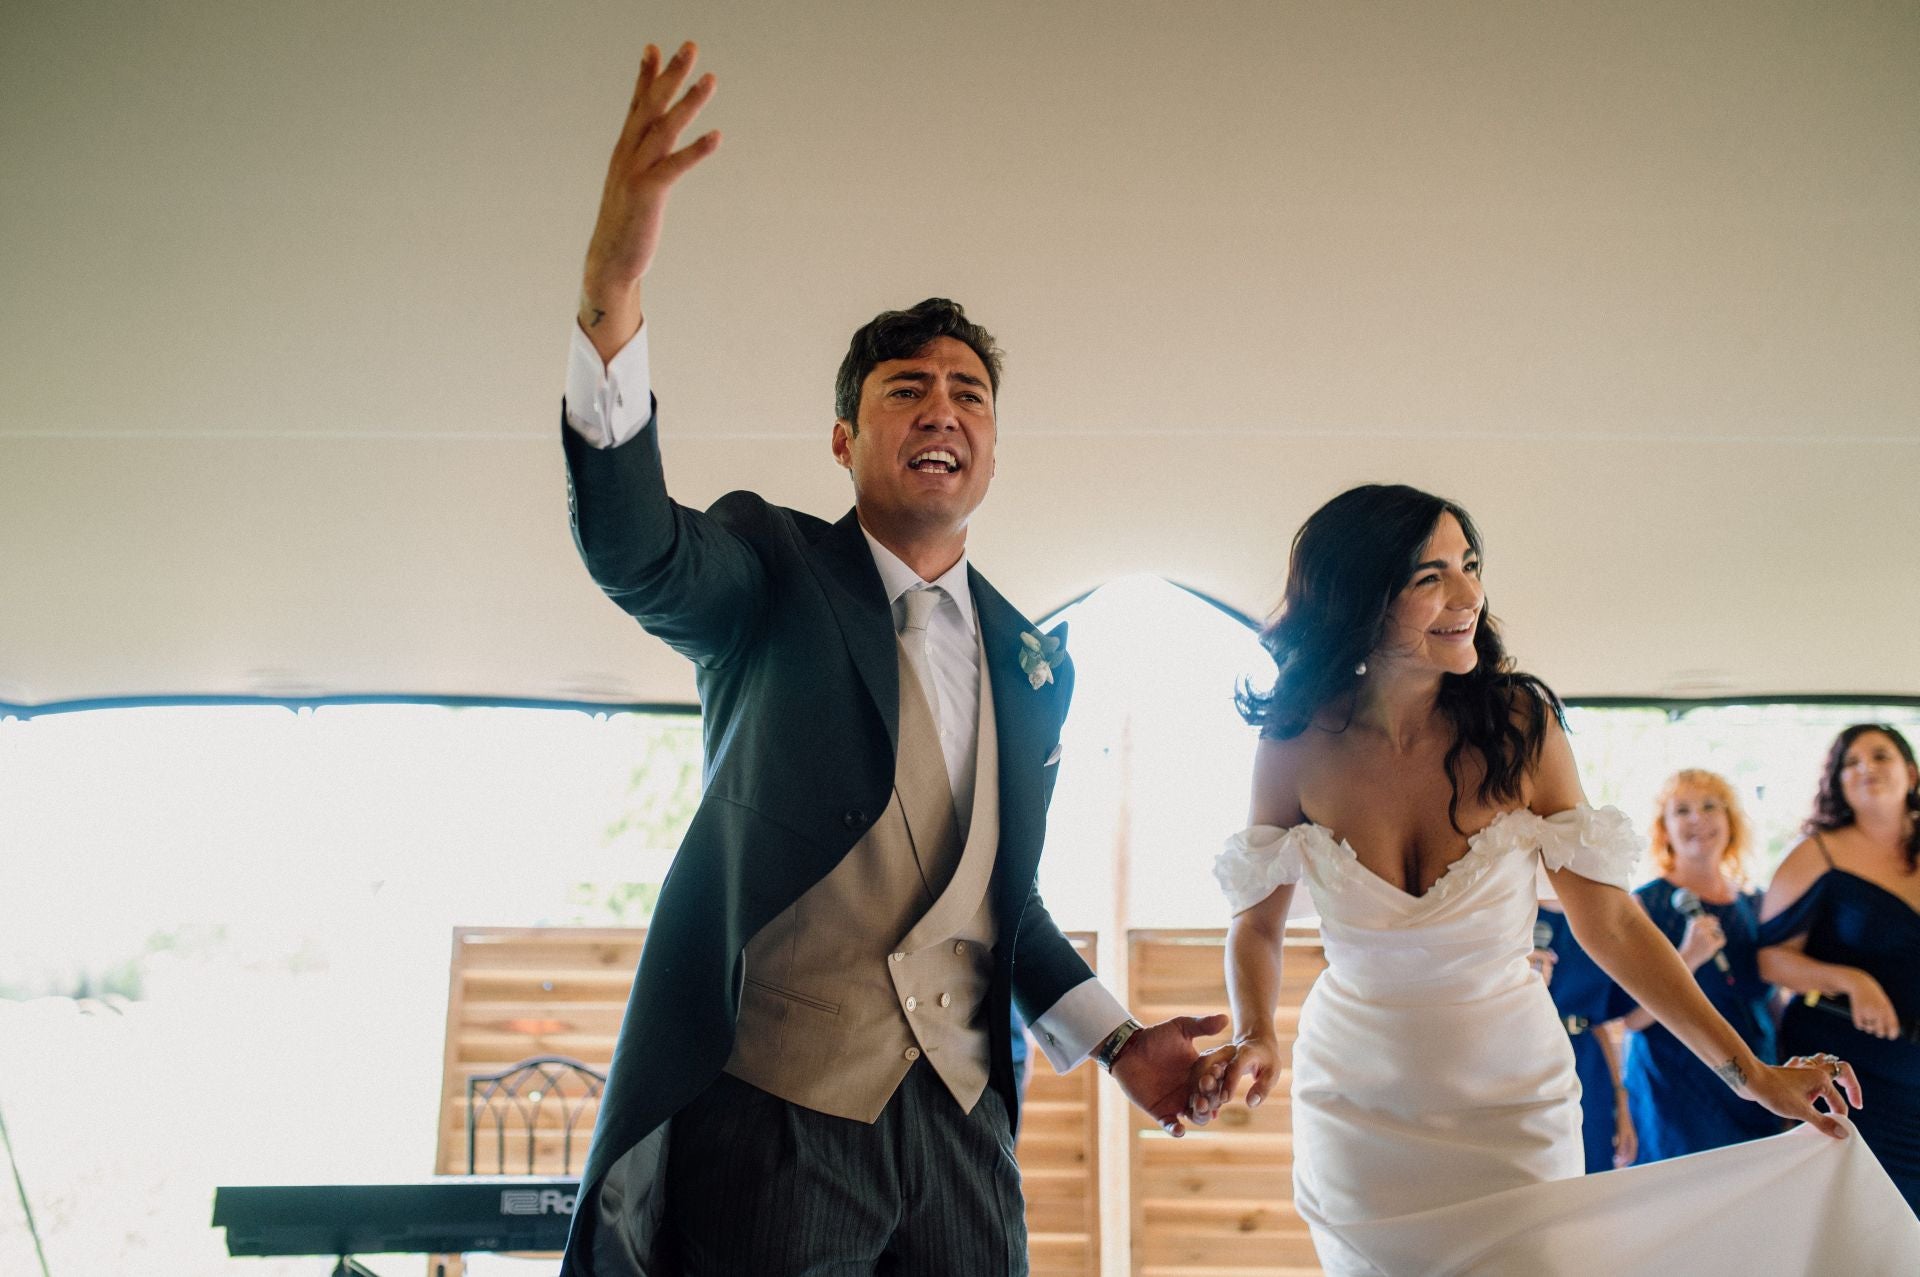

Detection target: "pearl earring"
[1354, 660, 1368, 677]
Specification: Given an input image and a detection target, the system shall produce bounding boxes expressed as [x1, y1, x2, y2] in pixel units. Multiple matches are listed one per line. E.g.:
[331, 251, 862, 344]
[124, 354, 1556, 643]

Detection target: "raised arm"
[1535, 719, 1860, 1137]
[578, 42, 720, 363]
[564, 44, 768, 666]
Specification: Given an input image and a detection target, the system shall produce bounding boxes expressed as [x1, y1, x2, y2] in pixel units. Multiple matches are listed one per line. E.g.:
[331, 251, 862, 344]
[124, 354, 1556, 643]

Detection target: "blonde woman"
[1621, 770, 1781, 1161]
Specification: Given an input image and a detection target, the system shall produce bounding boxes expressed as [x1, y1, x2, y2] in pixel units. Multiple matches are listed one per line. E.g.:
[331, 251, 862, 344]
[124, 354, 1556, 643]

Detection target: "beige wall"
[3, 1, 1916, 704]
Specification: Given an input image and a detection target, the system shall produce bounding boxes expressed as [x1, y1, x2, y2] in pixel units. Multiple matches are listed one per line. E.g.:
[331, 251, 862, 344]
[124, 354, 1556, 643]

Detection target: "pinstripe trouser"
[663, 1060, 1028, 1276]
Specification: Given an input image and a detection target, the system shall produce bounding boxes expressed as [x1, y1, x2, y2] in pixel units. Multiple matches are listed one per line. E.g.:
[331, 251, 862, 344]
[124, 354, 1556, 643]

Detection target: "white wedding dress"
[1215, 804, 1920, 1277]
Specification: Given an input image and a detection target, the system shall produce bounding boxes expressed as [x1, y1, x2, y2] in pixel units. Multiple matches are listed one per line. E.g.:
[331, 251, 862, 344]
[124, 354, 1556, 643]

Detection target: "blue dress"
[1536, 908, 1636, 1172]
[1762, 858, 1920, 1215]
[1627, 881, 1780, 1163]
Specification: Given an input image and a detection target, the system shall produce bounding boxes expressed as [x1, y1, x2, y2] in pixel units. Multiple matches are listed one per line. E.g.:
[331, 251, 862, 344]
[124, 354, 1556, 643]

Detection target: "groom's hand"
[579, 41, 722, 363]
[1109, 1013, 1230, 1137]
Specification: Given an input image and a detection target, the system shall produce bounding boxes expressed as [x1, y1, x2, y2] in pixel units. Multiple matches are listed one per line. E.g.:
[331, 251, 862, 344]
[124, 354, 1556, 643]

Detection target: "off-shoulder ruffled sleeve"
[1215, 825, 1311, 914]
[1534, 804, 1642, 890]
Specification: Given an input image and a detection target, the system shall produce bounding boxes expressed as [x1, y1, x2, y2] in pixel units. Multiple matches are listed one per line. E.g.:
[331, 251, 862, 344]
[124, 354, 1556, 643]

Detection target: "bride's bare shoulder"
[1510, 684, 1583, 812]
[1250, 732, 1315, 828]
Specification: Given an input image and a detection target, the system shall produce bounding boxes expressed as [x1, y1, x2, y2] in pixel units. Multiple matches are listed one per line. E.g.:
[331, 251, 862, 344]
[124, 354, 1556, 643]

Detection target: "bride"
[1191, 484, 1916, 1276]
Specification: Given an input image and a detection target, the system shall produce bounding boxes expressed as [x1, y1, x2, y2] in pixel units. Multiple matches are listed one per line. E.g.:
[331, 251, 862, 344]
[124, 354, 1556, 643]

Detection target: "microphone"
[1671, 888, 1732, 975]
[1528, 919, 1556, 986]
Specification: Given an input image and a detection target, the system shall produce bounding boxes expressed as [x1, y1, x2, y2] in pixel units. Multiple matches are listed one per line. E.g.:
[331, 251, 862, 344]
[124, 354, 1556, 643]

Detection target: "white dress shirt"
[565, 322, 1129, 1070]
[565, 322, 653, 448]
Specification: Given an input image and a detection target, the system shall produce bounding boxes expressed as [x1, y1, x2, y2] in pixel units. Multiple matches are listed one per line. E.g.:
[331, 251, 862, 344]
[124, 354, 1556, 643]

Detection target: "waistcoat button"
[843, 809, 866, 830]
[905, 996, 918, 1011]
[939, 993, 952, 1008]
[904, 1047, 921, 1062]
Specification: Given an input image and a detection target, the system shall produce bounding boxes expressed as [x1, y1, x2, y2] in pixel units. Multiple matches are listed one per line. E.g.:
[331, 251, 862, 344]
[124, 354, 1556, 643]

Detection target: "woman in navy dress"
[1761, 724, 1920, 1213]
[1623, 769, 1780, 1162]
[1533, 898, 1637, 1170]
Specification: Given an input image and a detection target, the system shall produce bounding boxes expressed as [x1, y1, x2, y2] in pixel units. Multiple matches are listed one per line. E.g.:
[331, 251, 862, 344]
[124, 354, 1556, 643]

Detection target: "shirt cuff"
[1027, 977, 1131, 1073]
[564, 322, 654, 448]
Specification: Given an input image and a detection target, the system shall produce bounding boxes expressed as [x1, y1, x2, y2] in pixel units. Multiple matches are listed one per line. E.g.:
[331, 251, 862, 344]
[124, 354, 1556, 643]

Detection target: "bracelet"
[1095, 1018, 1145, 1072]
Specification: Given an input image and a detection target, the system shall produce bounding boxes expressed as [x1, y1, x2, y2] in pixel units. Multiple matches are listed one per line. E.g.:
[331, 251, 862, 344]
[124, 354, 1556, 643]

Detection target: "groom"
[556, 42, 1225, 1276]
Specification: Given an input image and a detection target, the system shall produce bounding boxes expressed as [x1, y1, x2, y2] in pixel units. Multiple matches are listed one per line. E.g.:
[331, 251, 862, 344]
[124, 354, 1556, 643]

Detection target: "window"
[0, 702, 700, 1273]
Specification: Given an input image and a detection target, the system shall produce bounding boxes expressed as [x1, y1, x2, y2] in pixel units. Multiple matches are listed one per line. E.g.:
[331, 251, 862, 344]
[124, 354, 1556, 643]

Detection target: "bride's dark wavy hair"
[1236, 484, 1564, 832]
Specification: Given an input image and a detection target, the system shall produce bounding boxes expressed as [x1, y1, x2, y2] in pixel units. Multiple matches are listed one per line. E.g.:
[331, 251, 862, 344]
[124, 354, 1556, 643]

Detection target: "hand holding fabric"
[1740, 1055, 1865, 1140]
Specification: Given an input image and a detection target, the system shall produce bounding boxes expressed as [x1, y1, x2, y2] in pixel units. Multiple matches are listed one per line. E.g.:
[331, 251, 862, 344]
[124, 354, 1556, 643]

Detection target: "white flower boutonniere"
[1018, 630, 1066, 690]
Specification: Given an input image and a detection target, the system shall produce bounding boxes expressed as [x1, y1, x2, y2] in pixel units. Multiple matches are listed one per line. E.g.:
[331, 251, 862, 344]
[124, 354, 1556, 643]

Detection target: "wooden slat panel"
[1031, 1231, 1092, 1276]
[436, 927, 642, 1178]
[1129, 927, 1326, 1276]
[1013, 931, 1099, 1277]
[436, 926, 1102, 1276]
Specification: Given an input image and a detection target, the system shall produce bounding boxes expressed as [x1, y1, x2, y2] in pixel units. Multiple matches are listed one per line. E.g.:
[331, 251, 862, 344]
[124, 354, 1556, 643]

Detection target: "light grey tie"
[897, 587, 943, 724]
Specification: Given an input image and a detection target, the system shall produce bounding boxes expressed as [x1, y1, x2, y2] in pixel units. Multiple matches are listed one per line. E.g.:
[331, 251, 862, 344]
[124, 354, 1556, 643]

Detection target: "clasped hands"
[1179, 1035, 1283, 1129]
[1106, 1014, 1230, 1137]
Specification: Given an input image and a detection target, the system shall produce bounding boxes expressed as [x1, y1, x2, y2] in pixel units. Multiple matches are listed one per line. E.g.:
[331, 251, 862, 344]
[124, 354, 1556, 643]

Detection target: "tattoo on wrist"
[576, 289, 610, 331]
[1712, 1058, 1747, 1091]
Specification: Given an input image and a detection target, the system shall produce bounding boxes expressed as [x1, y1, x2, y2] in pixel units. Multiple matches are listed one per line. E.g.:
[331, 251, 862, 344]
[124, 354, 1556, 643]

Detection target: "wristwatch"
[1095, 1018, 1145, 1072]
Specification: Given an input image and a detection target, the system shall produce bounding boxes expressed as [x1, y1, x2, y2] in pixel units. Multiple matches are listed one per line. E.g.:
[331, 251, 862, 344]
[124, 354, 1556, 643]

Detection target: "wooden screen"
[435, 926, 643, 1175]
[1127, 926, 1328, 1277]
[434, 925, 1101, 1276]
[1016, 931, 1101, 1277]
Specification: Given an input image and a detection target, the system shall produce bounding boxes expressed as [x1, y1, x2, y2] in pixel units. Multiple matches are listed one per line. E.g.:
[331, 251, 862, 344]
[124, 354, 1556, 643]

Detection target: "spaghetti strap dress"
[1761, 837, 1920, 1215]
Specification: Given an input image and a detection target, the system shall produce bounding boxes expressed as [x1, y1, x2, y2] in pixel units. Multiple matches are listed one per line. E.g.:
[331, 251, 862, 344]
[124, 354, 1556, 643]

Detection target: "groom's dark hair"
[834, 298, 1003, 431]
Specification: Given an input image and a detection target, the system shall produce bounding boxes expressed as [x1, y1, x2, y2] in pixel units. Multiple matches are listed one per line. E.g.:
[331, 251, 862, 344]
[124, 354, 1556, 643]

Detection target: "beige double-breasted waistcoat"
[723, 633, 1001, 1121]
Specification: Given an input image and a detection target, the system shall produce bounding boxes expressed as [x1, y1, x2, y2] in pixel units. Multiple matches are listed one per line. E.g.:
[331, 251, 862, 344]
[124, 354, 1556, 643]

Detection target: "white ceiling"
[3, 0, 1916, 706]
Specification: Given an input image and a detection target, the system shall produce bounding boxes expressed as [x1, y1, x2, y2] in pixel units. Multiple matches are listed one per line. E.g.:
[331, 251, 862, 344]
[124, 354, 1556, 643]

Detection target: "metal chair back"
[465, 1054, 607, 1175]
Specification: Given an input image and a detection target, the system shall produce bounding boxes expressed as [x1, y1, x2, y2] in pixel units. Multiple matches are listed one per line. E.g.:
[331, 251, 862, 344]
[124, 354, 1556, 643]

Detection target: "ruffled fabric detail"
[1216, 805, 1640, 913]
[1397, 831, 1513, 905]
[1215, 824, 1315, 914]
[1314, 817, 1524, 907]
[1528, 804, 1642, 890]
